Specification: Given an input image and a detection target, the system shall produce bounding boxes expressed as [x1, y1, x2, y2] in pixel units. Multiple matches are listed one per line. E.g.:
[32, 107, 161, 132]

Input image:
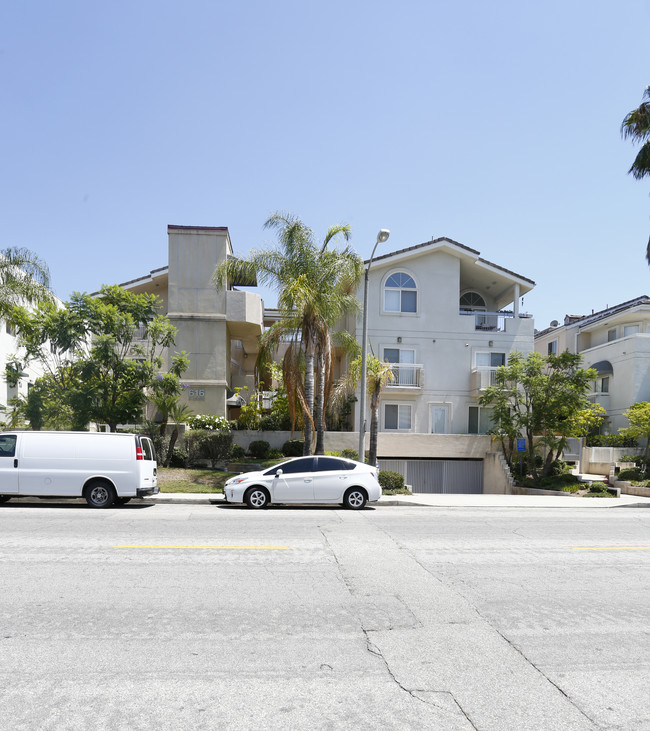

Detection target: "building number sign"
[188, 389, 205, 400]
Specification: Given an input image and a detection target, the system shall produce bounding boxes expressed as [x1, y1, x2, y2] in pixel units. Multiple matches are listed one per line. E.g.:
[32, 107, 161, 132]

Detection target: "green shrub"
[587, 482, 613, 497]
[562, 484, 581, 493]
[248, 440, 270, 459]
[169, 448, 188, 468]
[282, 439, 304, 457]
[258, 413, 291, 431]
[617, 468, 643, 481]
[340, 448, 359, 461]
[230, 444, 246, 460]
[549, 459, 567, 476]
[268, 448, 284, 459]
[324, 450, 340, 456]
[586, 434, 638, 447]
[185, 429, 233, 468]
[378, 470, 405, 491]
[558, 473, 579, 484]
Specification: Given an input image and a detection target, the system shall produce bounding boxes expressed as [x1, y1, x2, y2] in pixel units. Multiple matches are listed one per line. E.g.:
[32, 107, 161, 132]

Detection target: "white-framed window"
[459, 292, 486, 310]
[468, 405, 493, 434]
[607, 328, 617, 342]
[475, 352, 506, 368]
[384, 403, 412, 431]
[384, 272, 417, 313]
[624, 324, 640, 337]
[594, 376, 610, 394]
[547, 340, 557, 355]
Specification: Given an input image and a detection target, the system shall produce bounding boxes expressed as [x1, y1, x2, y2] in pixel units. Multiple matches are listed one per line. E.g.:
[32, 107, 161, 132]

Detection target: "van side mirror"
[275, 469, 283, 477]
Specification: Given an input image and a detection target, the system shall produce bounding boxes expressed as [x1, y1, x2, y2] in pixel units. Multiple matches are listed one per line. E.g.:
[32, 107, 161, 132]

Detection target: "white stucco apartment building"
[534, 296, 650, 432]
[118, 225, 264, 418]
[354, 237, 536, 436]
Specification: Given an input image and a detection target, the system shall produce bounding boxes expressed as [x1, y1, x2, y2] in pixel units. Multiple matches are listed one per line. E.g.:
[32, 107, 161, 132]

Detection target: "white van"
[0, 431, 158, 508]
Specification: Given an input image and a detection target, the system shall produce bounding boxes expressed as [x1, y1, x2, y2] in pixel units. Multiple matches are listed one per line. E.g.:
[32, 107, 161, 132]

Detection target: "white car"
[223, 456, 382, 509]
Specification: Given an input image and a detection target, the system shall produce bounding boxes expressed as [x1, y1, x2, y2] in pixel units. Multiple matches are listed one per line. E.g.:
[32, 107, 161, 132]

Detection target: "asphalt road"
[2, 501, 650, 730]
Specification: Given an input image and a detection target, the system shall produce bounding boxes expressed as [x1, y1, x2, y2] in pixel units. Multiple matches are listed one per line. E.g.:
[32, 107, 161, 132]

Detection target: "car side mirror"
[275, 469, 283, 477]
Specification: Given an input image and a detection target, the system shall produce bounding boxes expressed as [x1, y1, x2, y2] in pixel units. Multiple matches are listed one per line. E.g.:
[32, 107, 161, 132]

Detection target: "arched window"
[459, 292, 486, 311]
[384, 272, 417, 313]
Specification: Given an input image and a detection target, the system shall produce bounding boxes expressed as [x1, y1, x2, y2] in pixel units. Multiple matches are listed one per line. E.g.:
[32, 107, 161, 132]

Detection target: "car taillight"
[136, 446, 144, 460]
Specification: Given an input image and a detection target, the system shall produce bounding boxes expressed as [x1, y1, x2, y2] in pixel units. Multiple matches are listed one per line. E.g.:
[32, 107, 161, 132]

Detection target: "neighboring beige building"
[355, 237, 536, 436]
[119, 225, 264, 418]
[535, 295, 650, 432]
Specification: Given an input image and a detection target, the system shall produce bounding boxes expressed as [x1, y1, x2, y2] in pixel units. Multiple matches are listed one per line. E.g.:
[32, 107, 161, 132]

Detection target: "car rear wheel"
[245, 487, 270, 509]
[84, 480, 116, 509]
[343, 488, 367, 510]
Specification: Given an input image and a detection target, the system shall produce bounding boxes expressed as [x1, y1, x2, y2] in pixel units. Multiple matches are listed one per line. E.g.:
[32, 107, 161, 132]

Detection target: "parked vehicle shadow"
[0, 499, 155, 510]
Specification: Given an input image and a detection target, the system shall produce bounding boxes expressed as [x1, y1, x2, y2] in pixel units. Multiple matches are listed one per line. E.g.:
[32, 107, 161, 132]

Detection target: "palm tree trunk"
[314, 350, 326, 454]
[303, 347, 315, 455]
[368, 384, 380, 465]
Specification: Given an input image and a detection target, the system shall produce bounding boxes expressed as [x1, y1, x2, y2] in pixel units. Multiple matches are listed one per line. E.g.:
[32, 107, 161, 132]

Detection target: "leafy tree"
[568, 403, 607, 438]
[621, 86, 650, 262]
[479, 351, 596, 480]
[12, 285, 183, 432]
[213, 212, 362, 455]
[147, 352, 190, 435]
[620, 401, 650, 462]
[0, 247, 52, 318]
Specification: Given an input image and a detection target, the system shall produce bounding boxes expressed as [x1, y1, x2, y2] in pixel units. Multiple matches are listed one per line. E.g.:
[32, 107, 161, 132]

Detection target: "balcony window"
[607, 328, 617, 342]
[385, 404, 412, 430]
[594, 376, 609, 394]
[384, 272, 417, 313]
[624, 324, 640, 337]
[384, 347, 418, 386]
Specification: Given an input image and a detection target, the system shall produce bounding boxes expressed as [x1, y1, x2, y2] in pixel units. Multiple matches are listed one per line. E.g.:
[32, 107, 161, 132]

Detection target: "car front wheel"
[343, 488, 367, 510]
[245, 487, 270, 509]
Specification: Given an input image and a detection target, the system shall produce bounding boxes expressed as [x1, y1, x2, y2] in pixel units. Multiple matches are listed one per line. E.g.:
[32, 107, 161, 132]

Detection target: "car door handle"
[14, 459, 17, 468]
[304, 478, 313, 483]
[339, 476, 348, 479]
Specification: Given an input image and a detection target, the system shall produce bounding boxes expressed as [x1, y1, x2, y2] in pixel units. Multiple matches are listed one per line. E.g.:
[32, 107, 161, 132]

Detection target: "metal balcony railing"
[386, 363, 423, 388]
[459, 309, 532, 332]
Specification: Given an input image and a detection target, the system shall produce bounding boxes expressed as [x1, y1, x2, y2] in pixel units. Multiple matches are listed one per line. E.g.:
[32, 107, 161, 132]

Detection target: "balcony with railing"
[385, 363, 424, 391]
[459, 309, 533, 332]
[470, 368, 498, 396]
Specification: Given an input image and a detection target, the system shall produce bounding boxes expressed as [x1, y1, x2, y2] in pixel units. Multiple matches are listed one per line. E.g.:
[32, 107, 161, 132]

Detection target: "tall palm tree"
[0, 247, 52, 317]
[621, 87, 650, 262]
[213, 213, 362, 454]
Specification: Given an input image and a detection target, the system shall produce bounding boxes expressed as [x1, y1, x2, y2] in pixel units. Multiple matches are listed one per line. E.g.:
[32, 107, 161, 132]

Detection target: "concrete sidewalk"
[144, 492, 650, 508]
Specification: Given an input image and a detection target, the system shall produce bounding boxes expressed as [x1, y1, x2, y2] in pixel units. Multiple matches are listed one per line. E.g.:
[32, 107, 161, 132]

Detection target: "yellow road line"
[113, 544, 291, 550]
[571, 546, 650, 550]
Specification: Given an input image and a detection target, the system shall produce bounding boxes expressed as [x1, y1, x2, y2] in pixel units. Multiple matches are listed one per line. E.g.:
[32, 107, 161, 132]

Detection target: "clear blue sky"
[2, 0, 649, 331]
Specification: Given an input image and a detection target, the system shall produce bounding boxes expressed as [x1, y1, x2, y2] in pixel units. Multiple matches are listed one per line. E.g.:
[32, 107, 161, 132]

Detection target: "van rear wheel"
[84, 481, 116, 508]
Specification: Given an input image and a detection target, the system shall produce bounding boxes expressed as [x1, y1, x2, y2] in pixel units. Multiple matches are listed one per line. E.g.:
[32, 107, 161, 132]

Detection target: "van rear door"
[0, 434, 19, 495]
[137, 436, 157, 491]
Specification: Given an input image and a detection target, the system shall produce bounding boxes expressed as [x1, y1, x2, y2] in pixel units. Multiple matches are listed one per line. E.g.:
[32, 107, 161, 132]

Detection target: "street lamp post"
[358, 228, 390, 462]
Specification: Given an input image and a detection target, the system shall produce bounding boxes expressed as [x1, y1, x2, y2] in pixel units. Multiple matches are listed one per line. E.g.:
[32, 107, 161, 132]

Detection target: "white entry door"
[430, 405, 450, 434]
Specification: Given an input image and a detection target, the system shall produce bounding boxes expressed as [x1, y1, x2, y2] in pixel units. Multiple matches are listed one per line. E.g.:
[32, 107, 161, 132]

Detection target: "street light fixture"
[358, 228, 390, 462]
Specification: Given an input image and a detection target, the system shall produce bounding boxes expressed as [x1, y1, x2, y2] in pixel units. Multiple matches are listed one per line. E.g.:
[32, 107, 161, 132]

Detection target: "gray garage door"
[379, 459, 483, 494]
